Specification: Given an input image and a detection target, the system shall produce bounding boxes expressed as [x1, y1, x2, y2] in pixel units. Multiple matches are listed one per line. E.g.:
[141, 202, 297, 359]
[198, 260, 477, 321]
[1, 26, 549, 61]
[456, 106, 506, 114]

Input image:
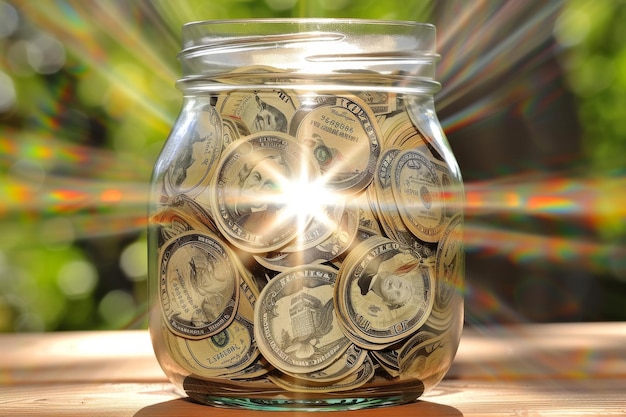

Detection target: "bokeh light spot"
[57, 260, 98, 299]
[120, 239, 147, 282]
[26, 33, 66, 74]
[554, 8, 590, 48]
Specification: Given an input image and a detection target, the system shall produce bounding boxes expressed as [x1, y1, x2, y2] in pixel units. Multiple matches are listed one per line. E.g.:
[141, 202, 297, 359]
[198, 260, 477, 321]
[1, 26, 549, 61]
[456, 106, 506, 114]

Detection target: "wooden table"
[1, 322, 624, 416]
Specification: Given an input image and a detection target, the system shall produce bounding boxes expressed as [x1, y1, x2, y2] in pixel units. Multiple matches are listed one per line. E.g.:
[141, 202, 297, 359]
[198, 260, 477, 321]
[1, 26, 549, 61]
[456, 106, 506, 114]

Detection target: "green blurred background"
[1, 0, 624, 332]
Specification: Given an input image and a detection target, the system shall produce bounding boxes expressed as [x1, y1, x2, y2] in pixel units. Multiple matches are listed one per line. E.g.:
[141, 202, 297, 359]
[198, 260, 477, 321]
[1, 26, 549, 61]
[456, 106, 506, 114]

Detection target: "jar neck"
[177, 19, 441, 95]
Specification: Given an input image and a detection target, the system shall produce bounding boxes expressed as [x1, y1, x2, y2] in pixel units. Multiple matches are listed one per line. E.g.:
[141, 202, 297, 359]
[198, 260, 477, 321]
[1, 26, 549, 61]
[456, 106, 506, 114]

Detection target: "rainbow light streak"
[17, 1, 179, 127]
[0, 133, 150, 180]
[464, 173, 626, 223]
[436, 2, 562, 104]
[464, 224, 624, 276]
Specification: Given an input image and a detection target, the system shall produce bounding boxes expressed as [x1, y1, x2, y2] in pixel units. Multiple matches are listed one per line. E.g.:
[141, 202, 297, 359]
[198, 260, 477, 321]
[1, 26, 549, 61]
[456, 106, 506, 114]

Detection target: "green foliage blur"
[0, 0, 624, 332]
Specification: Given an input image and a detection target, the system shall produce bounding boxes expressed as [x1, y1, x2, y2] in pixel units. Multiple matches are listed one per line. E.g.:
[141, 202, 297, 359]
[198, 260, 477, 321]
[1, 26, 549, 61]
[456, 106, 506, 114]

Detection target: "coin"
[398, 331, 454, 392]
[162, 103, 222, 199]
[216, 89, 298, 135]
[335, 236, 434, 345]
[433, 214, 464, 317]
[168, 279, 260, 378]
[159, 231, 240, 339]
[209, 132, 319, 253]
[390, 149, 445, 243]
[267, 354, 375, 393]
[255, 204, 359, 271]
[254, 264, 351, 374]
[282, 343, 368, 383]
[290, 94, 381, 194]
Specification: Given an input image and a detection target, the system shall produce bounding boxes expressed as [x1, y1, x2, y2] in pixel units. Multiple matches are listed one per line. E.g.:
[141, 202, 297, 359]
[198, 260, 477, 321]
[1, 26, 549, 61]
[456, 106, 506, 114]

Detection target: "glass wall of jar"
[148, 19, 464, 411]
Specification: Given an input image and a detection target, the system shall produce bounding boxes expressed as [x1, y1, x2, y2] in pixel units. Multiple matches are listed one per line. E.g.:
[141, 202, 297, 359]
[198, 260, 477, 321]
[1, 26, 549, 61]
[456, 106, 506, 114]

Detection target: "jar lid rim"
[182, 18, 435, 30]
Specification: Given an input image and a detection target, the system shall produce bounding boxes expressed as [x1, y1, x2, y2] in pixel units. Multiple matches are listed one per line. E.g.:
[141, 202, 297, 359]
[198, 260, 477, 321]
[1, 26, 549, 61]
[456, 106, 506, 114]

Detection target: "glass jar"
[148, 18, 464, 411]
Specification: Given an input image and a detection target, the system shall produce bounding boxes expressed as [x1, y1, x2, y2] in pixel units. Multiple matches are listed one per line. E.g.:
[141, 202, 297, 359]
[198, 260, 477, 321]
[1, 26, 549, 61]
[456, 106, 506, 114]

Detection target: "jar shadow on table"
[133, 396, 463, 416]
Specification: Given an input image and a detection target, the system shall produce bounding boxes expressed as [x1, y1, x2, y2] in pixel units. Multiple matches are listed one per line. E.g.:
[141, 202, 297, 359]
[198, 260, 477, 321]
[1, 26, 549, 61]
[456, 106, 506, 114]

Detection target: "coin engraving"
[337, 237, 434, 345]
[209, 132, 319, 252]
[254, 265, 350, 373]
[163, 103, 222, 198]
[391, 149, 445, 242]
[159, 231, 239, 338]
[216, 90, 298, 135]
[290, 94, 381, 194]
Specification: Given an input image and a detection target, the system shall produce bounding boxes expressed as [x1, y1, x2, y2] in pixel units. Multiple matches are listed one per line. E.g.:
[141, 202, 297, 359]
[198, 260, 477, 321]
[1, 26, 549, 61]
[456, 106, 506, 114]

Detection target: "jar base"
[183, 375, 424, 411]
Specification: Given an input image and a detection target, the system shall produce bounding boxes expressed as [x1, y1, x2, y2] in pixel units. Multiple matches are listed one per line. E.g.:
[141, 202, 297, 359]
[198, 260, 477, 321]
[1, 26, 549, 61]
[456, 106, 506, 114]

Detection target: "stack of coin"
[152, 66, 464, 394]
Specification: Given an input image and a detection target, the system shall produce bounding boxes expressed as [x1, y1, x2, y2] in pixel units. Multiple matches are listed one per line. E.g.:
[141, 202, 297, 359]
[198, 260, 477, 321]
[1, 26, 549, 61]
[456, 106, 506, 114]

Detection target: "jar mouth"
[177, 18, 440, 93]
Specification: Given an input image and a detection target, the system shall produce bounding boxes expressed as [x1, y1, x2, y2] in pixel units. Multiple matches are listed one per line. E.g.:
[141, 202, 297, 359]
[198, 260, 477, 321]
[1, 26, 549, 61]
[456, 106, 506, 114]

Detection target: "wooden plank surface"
[1, 323, 625, 416]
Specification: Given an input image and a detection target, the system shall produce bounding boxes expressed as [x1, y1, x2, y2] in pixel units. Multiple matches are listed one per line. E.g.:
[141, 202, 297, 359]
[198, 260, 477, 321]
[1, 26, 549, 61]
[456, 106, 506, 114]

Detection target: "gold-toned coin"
[354, 189, 382, 234]
[216, 89, 298, 135]
[390, 149, 445, 243]
[335, 236, 434, 345]
[162, 103, 222, 199]
[372, 147, 402, 240]
[254, 264, 351, 374]
[370, 343, 402, 378]
[290, 94, 381, 195]
[159, 231, 240, 339]
[209, 132, 319, 253]
[404, 95, 449, 161]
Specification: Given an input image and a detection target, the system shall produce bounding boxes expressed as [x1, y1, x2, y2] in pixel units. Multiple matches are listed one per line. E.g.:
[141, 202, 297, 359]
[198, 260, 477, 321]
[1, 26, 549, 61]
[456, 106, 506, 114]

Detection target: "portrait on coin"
[356, 249, 423, 312]
[173, 245, 234, 327]
[230, 153, 291, 235]
[250, 94, 289, 133]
